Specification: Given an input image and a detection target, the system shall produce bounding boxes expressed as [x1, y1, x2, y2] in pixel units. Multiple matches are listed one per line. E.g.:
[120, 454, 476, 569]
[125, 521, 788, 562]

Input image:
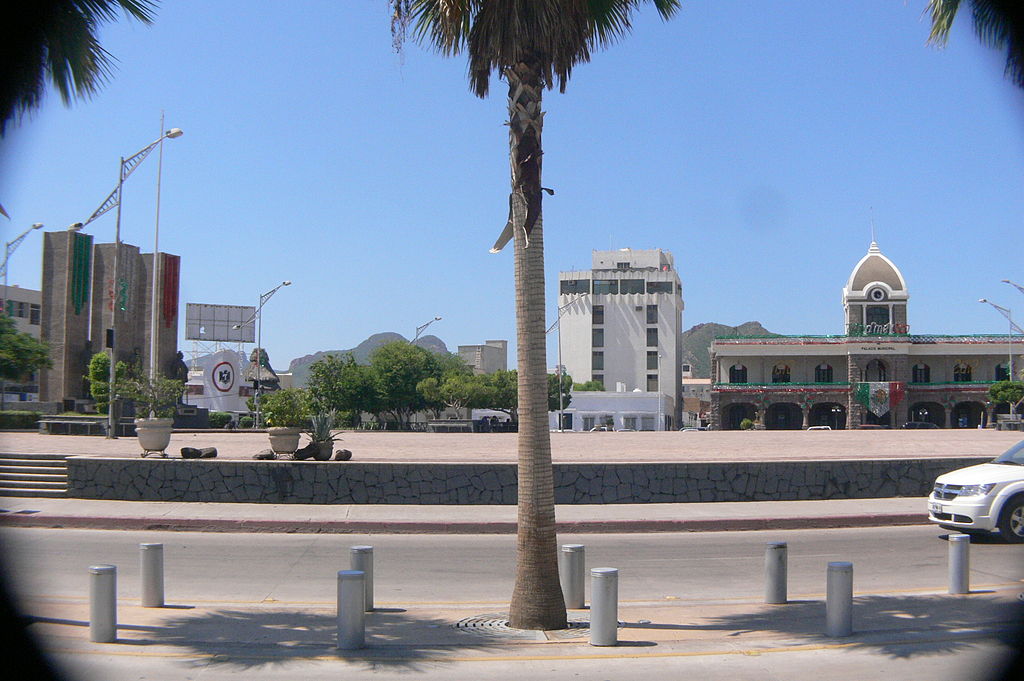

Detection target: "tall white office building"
[556, 248, 684, 430]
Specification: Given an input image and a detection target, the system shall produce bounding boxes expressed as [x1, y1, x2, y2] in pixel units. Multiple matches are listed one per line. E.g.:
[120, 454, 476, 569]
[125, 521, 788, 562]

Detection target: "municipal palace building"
[709, 242, 1018, 430]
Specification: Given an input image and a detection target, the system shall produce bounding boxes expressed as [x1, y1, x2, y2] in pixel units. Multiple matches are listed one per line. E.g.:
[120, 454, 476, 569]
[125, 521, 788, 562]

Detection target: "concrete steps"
[0, 454, 68, 498]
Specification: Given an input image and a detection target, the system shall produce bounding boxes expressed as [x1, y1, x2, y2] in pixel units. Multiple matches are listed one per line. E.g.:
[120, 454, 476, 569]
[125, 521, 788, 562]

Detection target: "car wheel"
[996, 495, 1024, 544]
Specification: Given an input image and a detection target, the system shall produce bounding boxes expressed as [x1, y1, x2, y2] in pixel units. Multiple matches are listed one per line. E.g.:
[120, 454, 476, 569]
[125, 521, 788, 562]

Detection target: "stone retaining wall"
[66, 457, 990, 505]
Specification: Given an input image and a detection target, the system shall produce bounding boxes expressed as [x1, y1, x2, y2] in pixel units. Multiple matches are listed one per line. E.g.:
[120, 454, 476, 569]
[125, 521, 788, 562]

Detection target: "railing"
[714, 333, 1019, 344]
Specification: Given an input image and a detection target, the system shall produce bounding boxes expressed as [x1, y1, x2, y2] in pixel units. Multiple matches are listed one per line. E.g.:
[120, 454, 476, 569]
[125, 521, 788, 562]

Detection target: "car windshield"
[993, 440, 1024, 466]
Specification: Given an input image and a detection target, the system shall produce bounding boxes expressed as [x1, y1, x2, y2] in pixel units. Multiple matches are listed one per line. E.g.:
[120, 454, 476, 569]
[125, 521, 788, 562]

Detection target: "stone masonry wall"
[66, 457, 989, 505]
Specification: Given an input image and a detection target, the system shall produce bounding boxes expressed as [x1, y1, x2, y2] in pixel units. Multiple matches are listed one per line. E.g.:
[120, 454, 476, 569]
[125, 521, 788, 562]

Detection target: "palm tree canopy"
[1, 0, 158, 132]
[925, 0, 1024, 88]
[391, 0, 680, 97]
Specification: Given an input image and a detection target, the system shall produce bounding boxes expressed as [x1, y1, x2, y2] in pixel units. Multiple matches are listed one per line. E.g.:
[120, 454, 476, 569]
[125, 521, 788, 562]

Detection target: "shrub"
[0, 410, 40, 429]
[739, 418, 755, 430]
[238, 415, 254, 428]
[209, 411, 233, 429]
[259, 388, 312, 428]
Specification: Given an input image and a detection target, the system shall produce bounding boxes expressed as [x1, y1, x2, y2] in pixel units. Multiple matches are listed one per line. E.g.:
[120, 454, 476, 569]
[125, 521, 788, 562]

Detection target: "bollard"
[559, 544, 586, 609]
[948, 534, 970, 595]
[89, 565, 117, 643]
[590, 567, 619, 646]
[825, 561, 853, 637]
[140, 543, 164, 607]
[350, 546, 374, 612]
[337, 570, 365, 650]
[765, 541, 788, 604]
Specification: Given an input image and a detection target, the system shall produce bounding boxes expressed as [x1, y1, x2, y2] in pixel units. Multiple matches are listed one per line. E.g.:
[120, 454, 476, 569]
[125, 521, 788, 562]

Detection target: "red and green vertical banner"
[161, 254, 180, 328]
[855, 382, 906, 417]
[70, 232, 93, 315]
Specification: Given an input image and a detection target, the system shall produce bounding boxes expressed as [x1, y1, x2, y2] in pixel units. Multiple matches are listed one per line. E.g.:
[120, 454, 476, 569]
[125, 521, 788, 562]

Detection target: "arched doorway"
[809, 403, 846, 429]
[865, 359, 888, 382]
[766, 402, 802, 430]
[908, 402, 945, 428]
[725, 403, 756, 430]
[952, 402, 984, 428]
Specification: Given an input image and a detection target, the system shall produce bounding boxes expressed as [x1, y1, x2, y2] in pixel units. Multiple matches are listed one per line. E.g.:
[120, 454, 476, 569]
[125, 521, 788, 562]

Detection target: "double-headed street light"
[979, 298, 1019, 416]
[413, 316, 442, 343]
[1004, 279, 1024, 297]
[546, 294, 587, 431]
[1, 222, 43, 411]
[81, 127, 184, 438]
[233, 280, 291, 429]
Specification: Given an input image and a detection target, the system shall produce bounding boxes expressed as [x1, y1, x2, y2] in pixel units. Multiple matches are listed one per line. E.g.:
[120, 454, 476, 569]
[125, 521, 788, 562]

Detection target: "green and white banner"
[855, 382, 906, 417]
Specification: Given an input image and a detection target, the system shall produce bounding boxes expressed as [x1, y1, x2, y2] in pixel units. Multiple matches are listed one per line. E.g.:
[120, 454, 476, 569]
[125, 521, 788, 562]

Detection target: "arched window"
[953, 362, 972, 382]
[911, 363, 931, 383]
[729, 364, 747, 383]
[865, 359, 887, 382]
[815, 363, 833, 383]
[995, 363, 1010, 381]
[771, 364, 791, 384]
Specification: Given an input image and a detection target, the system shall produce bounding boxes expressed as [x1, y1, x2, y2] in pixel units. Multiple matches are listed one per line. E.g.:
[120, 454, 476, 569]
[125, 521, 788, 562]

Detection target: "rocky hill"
[287, 333, 449, 387]
[681, 321, 777, 378]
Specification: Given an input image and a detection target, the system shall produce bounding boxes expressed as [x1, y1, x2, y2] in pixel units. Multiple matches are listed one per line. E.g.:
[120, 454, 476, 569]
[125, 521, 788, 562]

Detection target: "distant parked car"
[680, 427, 707, 432]
[927, 439, 1024, 542]
[902, 421, 939, 429]
[806, 425, 832, 431]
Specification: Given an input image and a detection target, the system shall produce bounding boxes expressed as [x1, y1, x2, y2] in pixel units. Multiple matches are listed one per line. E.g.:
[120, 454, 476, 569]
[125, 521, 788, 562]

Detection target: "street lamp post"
[233, 281, 291, 429]
[412, 316, 442, 343]
[1, 222, 44, 411]
[80, 127, 183, 438]
[979, 298, 1018, 418]
[546, 295, 586, 431]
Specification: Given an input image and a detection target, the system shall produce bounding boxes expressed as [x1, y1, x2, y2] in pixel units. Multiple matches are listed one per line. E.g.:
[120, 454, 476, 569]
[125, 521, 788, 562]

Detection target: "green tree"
[86, 352, 128, 414]
[925, 0, 1024, 88]
[573, 379, 604, 391]
[307, 353, 380, 426]
[482, 369, 519, 422]
[989, 380, 1024, 412]
[369, 341, 438, 428]
[391, 0, 679, 629]
[0, 314, 51, 381]
[419, 372, 495, 414]
[2, 1, 158, 132]
[548, 371, 572, 412]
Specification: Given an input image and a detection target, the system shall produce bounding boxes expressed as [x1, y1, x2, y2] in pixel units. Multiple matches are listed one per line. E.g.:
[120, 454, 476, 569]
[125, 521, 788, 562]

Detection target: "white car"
[927, 439, 1024, 542]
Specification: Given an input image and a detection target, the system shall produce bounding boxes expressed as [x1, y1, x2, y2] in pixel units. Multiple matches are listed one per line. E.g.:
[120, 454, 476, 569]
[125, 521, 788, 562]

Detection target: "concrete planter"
[134, 418, 173, 457]
[267, 427, 301, 455]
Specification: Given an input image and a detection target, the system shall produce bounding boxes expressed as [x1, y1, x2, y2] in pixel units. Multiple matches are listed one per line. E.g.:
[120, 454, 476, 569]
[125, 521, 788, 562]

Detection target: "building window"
[647, 281, 673, 294]
[646, 327, 658, 347]
[29, 304, 40, 325]
[560, 279, 590, 295]
[623, 416, 637, 430]
[646, 304, 658, 324]
[912, 363, 931, 383]
[592, 305, 604, 325]
[640, 416, 655, 431]
[953, 362, 972, 382]
[592, 351, 604, 371]
[616, 262, 630, 271]
[772, 364, 791, 383]
[593, 280, 619, 295]
[582, 416, 596, 431]
[996, 363, 1011, 381]
[865, 359, 887, 382]
[591, 374, 604, 389]
[729, 364, 747, 383]
[647, 374, 659, 391]
[592, 328, 604, 348]
[815, 363, 833, 383]
[647, 351, 658, 370]
[620, 279, 644, 294]
[866, 306, 890, 326]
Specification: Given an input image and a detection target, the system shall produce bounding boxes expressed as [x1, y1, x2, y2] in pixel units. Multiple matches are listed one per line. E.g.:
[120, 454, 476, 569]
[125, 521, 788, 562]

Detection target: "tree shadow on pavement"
[129, 607, 487, 671]
[643, 594, 1024, 660]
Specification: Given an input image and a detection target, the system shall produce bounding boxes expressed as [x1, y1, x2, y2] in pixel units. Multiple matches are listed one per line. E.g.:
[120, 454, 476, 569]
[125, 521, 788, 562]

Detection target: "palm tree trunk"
[506, 59, 567, 632]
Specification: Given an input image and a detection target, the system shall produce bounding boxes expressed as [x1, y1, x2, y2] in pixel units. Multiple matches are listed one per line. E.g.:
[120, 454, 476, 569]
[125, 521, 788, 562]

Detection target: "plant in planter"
[116, 373, 185, 457]
[308, 410, 338, 461]
[259, 388, 312, 457]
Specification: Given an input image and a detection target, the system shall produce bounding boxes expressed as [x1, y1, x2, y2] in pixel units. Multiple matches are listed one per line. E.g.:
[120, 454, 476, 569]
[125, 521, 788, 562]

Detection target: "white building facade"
[556, 248, 684, 430]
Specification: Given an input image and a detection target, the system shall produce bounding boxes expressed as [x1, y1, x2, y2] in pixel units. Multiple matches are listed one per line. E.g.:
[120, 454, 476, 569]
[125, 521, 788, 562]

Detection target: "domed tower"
[842, 241, 909, 336]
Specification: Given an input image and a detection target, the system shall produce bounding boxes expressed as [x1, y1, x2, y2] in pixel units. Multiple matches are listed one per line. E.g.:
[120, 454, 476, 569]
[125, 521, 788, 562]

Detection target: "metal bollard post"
[559, 544, 586, 609]
[948, 534, 970, 595]
[765, 541, 788, 604]
[589, 567, 619, 646]
[825, 561, 853, 637]
[337, 570, 365, 650]
[350, 546, 374, 612]
[140, 543, 164, 607]
[89, 565, 117, 643]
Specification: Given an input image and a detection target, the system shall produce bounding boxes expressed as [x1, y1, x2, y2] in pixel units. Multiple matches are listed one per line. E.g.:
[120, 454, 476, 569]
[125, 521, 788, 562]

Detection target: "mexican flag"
[855, 382, 906, 417]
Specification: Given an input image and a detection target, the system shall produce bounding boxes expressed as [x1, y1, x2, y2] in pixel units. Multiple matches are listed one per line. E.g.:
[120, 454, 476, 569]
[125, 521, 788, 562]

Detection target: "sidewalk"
[0, 495, 930, 533]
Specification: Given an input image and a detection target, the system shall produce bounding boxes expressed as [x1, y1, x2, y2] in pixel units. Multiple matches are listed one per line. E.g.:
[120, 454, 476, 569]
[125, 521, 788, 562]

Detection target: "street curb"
[0, 512, 929, 534]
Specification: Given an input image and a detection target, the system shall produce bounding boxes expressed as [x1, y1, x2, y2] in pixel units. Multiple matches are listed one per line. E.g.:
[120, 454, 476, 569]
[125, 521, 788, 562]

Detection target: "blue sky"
[2, 1, 1023, 371]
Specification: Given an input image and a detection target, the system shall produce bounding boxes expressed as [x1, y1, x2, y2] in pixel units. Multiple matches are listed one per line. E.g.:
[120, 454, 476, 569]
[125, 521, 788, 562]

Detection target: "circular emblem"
[212, 361, 235, 393]
[869, 287, 886, 302]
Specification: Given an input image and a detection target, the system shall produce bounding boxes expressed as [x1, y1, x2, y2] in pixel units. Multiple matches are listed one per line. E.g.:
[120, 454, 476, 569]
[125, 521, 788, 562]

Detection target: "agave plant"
[309, 411, 337, 444]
